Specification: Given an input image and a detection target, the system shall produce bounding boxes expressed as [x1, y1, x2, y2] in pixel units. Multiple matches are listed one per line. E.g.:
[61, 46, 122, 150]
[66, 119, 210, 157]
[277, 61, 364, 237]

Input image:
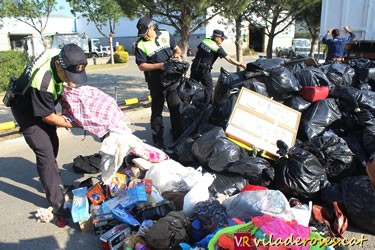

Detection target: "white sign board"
[225, 87, 301, 157]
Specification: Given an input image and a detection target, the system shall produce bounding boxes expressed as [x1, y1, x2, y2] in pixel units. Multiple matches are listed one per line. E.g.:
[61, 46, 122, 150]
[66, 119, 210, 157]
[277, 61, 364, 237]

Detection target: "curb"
[0, 95, 152, 132]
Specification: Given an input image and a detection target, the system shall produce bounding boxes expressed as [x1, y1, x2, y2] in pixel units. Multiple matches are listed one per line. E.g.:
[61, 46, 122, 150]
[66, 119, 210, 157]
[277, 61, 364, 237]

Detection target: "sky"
[52, 0, 73, 17]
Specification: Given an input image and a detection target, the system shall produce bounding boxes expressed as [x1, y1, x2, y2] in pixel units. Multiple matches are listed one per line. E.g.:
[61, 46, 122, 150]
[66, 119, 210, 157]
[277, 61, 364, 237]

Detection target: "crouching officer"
[190, 29, 246, 104]
[10, 44, 88, 217]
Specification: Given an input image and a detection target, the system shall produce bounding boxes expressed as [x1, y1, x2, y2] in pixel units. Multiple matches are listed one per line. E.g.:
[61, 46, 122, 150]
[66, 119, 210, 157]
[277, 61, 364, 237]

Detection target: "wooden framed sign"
[225, 87, 301, 158]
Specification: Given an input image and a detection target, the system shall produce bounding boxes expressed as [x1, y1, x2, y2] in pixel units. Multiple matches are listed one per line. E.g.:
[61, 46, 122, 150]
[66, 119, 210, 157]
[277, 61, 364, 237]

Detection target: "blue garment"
[322, 32, 355, 60]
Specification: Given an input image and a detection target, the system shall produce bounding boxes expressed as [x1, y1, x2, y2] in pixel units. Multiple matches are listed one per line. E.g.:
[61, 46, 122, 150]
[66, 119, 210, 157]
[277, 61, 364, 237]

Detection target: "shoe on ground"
[52, 203, 71, 218]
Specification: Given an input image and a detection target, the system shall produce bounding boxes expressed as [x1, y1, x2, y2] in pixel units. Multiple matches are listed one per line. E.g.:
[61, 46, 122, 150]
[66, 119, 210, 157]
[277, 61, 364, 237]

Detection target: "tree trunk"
[266, 34, 274, 58]
[235, 15, 243, 72]
[180, 23, 190, 61]
[109, 35, 114, 64]
[309, 33, 318, 56]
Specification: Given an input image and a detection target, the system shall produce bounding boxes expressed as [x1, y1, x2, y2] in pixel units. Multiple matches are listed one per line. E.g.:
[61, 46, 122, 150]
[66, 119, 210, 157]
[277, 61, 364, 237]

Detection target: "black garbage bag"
[272, 140, 330, 200]
[362, 125, 375, 156]
[298, 98, 342, 141]
[227, 157, 275, 187]
[320, 182, 344, 204]
[161, 60, 190, 87]
[321, 62, 355, 86]
[265, 66, 301, 101]
[210, 92, 238, 128]
[243, 78, 268, 97]
[294, 67, 332, 87]
[171, 105, 213, 149]
[331, 85, 375, 113]
[213, 67, 247, 106]
[348, 58, 375, 86]
[172, 136, 198, 166]
[284, 95, 311, 112]
[285, 61, 305, 74]
[342, 131, 370, 167]
[302, 132, 355, 182]
[252, 57, 285, 71]
[192, 127, 242, 172]
[177, 77, 204, 104]
[180, 102, 209, 131]
[341, 176, 375, 234]
[209, 172, 247, 196]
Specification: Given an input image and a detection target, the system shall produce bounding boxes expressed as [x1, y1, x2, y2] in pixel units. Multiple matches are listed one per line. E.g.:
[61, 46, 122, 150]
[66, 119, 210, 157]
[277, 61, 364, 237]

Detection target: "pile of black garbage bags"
[174, 57, 375, 234]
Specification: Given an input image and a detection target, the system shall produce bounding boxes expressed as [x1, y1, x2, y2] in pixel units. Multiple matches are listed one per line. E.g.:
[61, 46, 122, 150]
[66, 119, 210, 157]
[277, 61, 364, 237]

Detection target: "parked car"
[101, 46, 111, 57]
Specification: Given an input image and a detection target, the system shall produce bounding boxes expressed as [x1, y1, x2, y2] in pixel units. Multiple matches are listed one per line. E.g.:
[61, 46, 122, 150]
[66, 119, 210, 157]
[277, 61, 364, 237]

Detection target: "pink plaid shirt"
[60, 86, 129, 138]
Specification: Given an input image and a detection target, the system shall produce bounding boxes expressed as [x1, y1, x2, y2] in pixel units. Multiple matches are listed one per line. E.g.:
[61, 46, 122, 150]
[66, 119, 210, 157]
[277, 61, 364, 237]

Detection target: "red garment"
[60, 86, 130, 138]
[239, 184, 268, 193]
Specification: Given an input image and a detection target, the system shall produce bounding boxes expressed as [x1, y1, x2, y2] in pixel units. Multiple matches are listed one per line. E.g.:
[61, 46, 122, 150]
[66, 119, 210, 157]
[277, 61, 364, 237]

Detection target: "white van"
[291, 38, 311, 57]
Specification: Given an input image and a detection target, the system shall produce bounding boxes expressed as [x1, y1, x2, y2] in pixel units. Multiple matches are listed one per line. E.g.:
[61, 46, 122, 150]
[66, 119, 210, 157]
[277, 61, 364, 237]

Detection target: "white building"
[0, 12, 294, 57]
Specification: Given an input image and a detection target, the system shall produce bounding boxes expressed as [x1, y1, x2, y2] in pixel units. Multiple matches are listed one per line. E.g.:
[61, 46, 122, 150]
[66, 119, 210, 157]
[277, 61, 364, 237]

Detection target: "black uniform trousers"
[148, 81, 183, 148]
[190, 69, 213, 104]
[22, 123, 64, 207]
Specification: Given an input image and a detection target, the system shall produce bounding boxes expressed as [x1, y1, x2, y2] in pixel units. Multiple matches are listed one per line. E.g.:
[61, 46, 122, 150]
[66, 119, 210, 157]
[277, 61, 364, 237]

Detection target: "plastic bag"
[144, 159, 195, 193]
[183, 173, 215, 217]
[284, 95, 311, 112]
[192, 127, 241, 172]
[209, 172, 247, 196]
[265, 66, 302, 101]
[226, 157, 275, 187]
[341, 176, 375, 234]
[273, 141, 330, 200]
[303, 132, 355, 182]
[223, 190, 295, 222]
[298, 98, 342, 141]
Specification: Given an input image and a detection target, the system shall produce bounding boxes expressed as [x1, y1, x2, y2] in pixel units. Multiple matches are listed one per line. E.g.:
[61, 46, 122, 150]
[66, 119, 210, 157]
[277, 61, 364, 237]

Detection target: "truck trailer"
[320, 0, 375, 60]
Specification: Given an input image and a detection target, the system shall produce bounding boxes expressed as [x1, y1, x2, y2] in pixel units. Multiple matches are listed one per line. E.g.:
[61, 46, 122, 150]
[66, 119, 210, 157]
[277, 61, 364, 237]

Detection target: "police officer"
[322, 26, 356, 62]
[135, 16, 183, 149]
[190, 29, 246, 104]
[10, 44, 88, 217]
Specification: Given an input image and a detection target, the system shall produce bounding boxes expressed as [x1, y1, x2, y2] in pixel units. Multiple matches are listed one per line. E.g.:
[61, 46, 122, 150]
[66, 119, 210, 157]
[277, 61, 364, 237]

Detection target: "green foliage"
[294, 32, 311, 39]
[0, 51, 30, 91]
[114, 51, 129, 63]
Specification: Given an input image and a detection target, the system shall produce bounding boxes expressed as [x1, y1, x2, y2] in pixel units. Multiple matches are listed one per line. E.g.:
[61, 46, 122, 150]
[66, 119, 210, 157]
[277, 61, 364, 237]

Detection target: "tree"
[1, 0, 58, 49]
[297, 0, 322, 56]
[115, 0, 223, 58]
[68, 0, 135, 64]
[217, 0, 252, 71]
[245, 0, 318, 58]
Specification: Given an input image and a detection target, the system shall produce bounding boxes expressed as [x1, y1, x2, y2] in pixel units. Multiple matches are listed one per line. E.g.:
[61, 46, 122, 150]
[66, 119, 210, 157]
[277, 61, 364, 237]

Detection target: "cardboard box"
[100, 224, 131, 250]
[225, 87, 301, 159]
[71, 187, 90, 223]
[101, 186, 147, 214]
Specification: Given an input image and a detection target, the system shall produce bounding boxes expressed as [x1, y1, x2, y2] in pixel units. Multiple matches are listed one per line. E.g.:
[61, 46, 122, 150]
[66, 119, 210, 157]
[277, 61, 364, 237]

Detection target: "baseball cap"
[212, 29, 228, 39]
[59, 43, 88, 84]
[137, 16, 152, 37]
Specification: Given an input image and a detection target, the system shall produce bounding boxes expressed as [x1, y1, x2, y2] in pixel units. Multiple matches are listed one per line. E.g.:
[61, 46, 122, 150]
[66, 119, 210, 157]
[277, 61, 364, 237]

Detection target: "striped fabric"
[60, 86, 131, 138]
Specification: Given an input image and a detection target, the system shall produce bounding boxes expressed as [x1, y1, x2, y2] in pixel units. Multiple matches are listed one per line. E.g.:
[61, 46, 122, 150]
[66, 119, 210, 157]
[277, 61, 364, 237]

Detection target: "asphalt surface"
[1, 55, 374, 249]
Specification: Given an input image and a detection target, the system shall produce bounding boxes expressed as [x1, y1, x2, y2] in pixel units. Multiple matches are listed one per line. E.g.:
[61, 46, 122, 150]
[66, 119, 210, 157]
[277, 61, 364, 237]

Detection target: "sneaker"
[59, 184, 75, 195]
[52, 203, 71, 218]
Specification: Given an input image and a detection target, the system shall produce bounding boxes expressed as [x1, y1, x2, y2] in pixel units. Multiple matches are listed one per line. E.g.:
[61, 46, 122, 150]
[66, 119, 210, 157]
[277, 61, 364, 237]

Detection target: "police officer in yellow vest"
[11, 44, 88, 217]
[135, 16, 183, 149]
[190, 30, 246, 104]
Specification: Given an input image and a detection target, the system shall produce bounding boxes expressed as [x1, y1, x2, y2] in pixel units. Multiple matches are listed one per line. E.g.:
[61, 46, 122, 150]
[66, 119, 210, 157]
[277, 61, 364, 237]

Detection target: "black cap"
[212, 29, 228, 39]
[137, 16, 152, 37]
[59, 43, 88, 84]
